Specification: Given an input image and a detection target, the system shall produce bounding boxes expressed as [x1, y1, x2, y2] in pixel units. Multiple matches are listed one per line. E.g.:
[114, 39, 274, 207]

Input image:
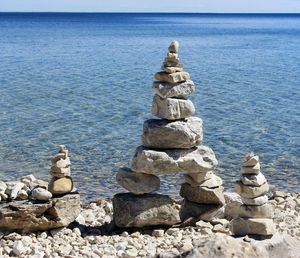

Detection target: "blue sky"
[0, 0, 300, 13]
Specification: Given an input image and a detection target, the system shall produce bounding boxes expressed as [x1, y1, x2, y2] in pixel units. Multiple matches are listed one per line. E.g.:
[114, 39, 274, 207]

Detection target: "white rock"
[241, 195, 269, 206]
[5, 181, 25, 200]
[31, 187, 52, 201]
[231, 218, 276, 236]
[185, 173, 222, 188]
[235, 181, 269, 199]
[241, 172, 267, 186]
[152, 94, 195, 120]
[241, 163, 261, 175]
[185, 171, 214, 184]
[12, 240, 26, 256]
[168, 40, 179, 53]
[131, 145, 218, 175]
[152, 80, 195, 99]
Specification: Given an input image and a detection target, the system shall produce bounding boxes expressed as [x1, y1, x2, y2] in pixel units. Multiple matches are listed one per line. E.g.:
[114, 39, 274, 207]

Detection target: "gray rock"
[242, 195, 269, 206]
[241, 163, 261, 175]
[168, 41, 179, 53]
[131, 145, 218, 174]
[0, 193, 80, 232]
[152, 80, 195, 99]
[152, 94, 195, 120]
[180, 200, 224, 222]
[31, 187, 52, 201]
[244, 153, 259, 166]
[241, 172, 266, 186]
[0, 181, 8, 201]
[51, 166, 71, 178]
[142, 117, 203, 149]
[180, 183, 225, 205]
[184, 171, 214, 185]
[113, 193, 181, 228]
[154, 71, 190, 83]
[163, 66, 183, 74]
[5, 181, 25, 200]
[238, 203, 274, 218]
[116, 167, 160, 195]
[230, 218, 275, 236]
[235, 181, 269, 199]
[185, 174, 222, 187]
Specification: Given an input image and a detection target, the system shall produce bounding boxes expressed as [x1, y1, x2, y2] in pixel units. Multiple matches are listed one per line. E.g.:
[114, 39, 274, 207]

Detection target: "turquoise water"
[0, 13, 299, 200]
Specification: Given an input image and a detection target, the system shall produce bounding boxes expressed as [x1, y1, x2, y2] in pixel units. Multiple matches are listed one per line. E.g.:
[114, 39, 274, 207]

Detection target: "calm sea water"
[0, 13, 299, 200]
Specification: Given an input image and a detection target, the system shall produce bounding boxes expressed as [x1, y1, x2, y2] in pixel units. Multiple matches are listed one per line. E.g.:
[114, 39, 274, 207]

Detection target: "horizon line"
[0, 11, 300, 14]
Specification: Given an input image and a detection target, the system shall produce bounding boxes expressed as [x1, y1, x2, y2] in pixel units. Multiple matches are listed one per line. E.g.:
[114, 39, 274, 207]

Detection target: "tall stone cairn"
[113, 41, 224, 228]
[49, 145, 74, 195]
[230, 153, 276, 236]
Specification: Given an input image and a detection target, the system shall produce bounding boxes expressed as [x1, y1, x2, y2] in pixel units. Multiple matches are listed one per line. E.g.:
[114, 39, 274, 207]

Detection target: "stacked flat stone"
[49, 145, 74, 195]
[231, 153, 275, 236]
[114, 41, 224, 227]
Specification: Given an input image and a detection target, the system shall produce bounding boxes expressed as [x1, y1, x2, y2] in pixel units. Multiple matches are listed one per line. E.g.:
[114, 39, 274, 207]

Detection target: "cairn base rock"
[0, 193, 80, 233]
[231, 218, 276, 236]
[113, 193, 181, 228]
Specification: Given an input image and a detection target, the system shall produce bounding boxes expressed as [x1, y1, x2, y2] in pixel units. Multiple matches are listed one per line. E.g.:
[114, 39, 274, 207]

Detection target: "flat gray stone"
[116, 167, 160, 195]
[152, 80, 195, 99]
[142, 117, 203, 149]
[154, 71, 190, 83]
[242, 195, 269, 206]
[180, 200, 224, 222]
[0, 194, 80, 233]
[131, 145, 218, 174]
[180, 183, 225, 205]
[241, 172, 267, 186]
[238, 203, 274, 218]
[241, 163, 261, 175]
[185, 174, 223, 187]
[152, 95, 195, 120]
[230, 218, 275, 236]
[235, 181, 269, 199]
[113, 193, 181, 228]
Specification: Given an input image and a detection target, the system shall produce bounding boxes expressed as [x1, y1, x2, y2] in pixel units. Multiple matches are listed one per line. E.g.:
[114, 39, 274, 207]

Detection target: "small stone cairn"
[113, 41, 225, 228]
[49, 145, 74, 195]
[231, 153, 275, 236]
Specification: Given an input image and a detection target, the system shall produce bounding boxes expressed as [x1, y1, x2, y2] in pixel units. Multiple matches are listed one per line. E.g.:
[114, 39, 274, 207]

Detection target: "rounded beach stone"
[48, 177, 73, 195]
[142, 117, 203, 149]
[152, 80, 195, 99]
[230, 218, 275, 236]
[238, 203, 274, 218]
[235, 181, 269, 199]
[152, 95, 195, 120]
[180, 183, 225, 205]
[185, 174, 222, 188]
[31, 187, 52, 201]
[241, 195, 269, 206]
[131, 145, 218, 175]
[168, 41, 179, 53]
[116, 167, 160, 195]
[154, 71, 190, 84]
[241, 172, 266, 187]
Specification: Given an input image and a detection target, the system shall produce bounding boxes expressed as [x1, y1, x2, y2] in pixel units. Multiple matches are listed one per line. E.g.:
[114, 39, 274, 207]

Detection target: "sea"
[0, 13, 299, 200]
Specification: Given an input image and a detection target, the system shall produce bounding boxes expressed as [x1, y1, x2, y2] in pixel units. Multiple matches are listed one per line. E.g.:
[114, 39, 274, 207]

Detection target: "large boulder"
[0, 193, 80, 233]
[131, 145, 218, 174]
[142, 117, 203, 149]
[113, 193, 181, 228]
[116, 167, 160, 195]
[152, 80, 195, 99]
[152, 95, 195, 120]
[180, 183, 225, 205]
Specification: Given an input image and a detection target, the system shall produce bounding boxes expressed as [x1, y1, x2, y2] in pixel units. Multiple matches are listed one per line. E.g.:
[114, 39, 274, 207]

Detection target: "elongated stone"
[235, 181, 269, 199]
[131, 145, 218, 175]
[163, 66, 183, 74]
[180, 183, 225, 205]
[238, 203, 274, 218]
[241, 172, 266, 186]
[113, 193, 181, 228]
[116, 167, 160, 195]
[241, 163, 260, 175]
[163, 61, 183, 68]
[142, 117, 203, 149]
[152, 95, 195, 120]
[152, 80, 195, 99]
[184, 172, 214, 184]
[154, 71, 190, 84]
[168, 41, 179, 53]
[231, 218, 275, 236]
[241, 195, 269, 206]
[185, 174, 223, 188]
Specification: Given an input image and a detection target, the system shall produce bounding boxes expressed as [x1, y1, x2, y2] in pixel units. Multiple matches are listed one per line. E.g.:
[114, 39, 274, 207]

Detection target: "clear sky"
[0, 0, 300, 13]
